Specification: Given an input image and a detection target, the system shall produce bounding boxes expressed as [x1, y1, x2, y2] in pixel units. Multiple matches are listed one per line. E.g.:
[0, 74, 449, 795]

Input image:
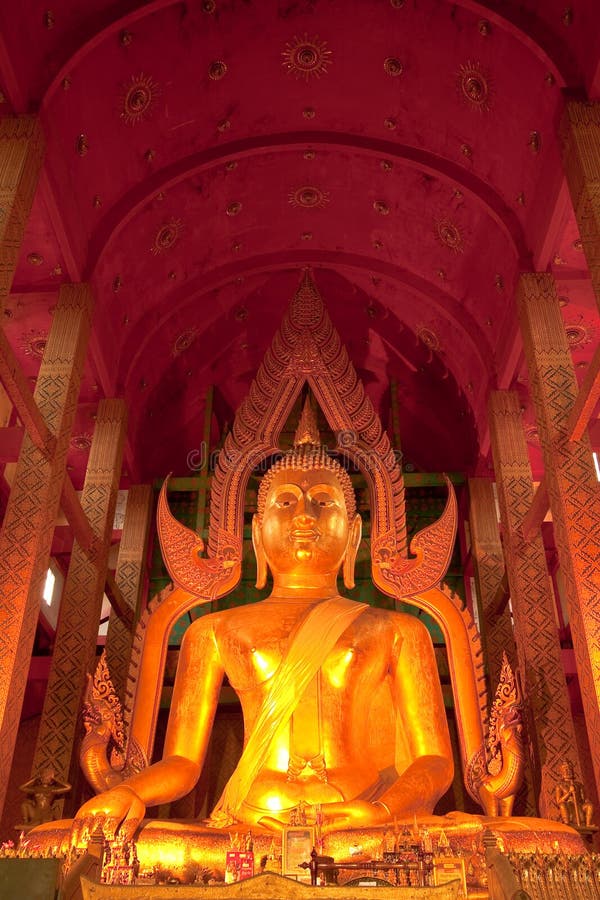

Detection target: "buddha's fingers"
[118, 794, 146, 842]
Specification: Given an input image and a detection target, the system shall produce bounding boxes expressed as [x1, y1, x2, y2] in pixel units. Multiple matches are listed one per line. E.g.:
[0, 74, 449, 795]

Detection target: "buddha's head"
[253, 408, 362, 591]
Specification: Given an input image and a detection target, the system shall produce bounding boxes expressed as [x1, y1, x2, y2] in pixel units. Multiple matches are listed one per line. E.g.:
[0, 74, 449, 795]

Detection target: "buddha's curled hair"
[257, 443, 356, 520]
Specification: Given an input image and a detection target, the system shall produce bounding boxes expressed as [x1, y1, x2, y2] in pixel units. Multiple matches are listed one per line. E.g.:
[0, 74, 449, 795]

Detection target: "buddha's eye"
[312, 493, 336, 508]
[274, 493, 296, 508]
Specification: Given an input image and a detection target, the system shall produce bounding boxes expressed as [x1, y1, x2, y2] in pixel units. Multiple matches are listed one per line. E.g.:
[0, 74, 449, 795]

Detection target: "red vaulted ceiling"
[1, 0, 600, 487]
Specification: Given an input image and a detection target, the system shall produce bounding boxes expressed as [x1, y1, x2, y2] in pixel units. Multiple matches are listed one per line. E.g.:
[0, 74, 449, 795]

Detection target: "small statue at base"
[554, 762, 594, 829]
[19, 767, 71, 828]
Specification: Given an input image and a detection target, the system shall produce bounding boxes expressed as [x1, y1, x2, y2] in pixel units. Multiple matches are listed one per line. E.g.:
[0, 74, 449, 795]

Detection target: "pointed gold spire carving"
[294, 395, 320, 445]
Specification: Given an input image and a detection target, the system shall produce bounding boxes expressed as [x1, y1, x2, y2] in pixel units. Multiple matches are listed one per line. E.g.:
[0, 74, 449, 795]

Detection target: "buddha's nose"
[293, 512, 316, 528]
[293, 495, 317, 524]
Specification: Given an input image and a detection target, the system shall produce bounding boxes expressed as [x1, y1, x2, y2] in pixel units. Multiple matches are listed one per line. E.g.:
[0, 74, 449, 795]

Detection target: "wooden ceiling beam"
[567, 343, 600, 442]
[522, 477, 549, 542]
[0, 329, 56, 456]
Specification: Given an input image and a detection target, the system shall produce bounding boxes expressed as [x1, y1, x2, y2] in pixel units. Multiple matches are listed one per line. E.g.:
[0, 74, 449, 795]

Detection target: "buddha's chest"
[219, 615, 378, 693]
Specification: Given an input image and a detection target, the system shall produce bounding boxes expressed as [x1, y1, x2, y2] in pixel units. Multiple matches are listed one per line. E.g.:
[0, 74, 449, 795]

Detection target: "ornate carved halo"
[457, 61, 492, 112]
[21, 329, 48, 358]
[172, 328, 198, 358]
[151, 218, 183, 255]
[289, 186, 330, 209]
[282, 33, 332, 81]
[435, 218, 464, 253]
[120, 73, 159, 125]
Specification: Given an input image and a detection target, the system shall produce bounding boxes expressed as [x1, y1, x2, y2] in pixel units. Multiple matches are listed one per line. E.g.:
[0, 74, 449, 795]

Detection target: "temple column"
[560, 100, 600, 307]
[0, 284, 92, 816]
[32, 399, 127, 796]
[517, 272, 600, 802]
[0, 117, 44, 304]
[105, 484, 153, 704]
[467, 478, 514, 685]
[488, 390, 581, 817]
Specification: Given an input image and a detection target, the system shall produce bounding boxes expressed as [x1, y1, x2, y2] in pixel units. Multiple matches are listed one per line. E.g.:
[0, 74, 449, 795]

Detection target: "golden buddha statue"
[71, 417, 453, 845]
[29, 276, 585, 885]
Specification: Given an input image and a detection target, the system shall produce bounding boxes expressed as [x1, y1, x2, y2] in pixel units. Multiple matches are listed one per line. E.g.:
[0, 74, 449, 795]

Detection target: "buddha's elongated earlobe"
[343, 513, 362, 590]
[252, 514, 268, 589]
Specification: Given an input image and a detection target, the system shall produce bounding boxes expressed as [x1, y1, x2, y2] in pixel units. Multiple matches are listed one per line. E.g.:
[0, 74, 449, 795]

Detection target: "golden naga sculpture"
[81, 651, 148, 794]
[466, 652, 525, 817]
[70, 271, 524, 847]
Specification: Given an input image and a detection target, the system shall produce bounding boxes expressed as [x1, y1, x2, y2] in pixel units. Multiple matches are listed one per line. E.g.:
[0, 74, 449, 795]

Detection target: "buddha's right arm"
[71, 620, 225, 844]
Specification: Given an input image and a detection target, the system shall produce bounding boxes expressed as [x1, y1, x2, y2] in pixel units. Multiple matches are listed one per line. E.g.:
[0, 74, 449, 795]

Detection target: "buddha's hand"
[322, 799, 392, 832]
[70, 784, 146, 847]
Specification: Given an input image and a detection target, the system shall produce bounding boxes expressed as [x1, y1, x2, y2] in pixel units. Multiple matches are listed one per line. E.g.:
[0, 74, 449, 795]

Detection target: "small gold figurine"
[554, 762, 594, 829]
[19, 767, 70, 828]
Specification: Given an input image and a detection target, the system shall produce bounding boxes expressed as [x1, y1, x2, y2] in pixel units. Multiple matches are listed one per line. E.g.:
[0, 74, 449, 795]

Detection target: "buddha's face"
[259, 466, 350, 577]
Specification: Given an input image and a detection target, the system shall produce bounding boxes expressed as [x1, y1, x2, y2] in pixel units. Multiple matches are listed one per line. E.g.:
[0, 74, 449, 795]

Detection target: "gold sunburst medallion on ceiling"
[289, 186, 330, 209]
[208, 60, 227, 81]
[120, 73, 159, 125]
[435, 218, 465, 253]
[70, 433, 92, 452]
[565, 322, 593, 349]
[20, 329, 48, 358]
[384, 57, 403, 77]
[524, 424, 540, 444]
[373, 200, 390, 215]
[172, 328, 198, 358]
[282, 34, 332, 81]
[151, 219, 183, 255]
[417, 325, 441, 352]
[457, 61, 492, 112]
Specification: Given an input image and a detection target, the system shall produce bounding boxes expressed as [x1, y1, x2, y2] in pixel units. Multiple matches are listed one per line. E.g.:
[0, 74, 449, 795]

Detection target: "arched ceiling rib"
[84, 135, 530, 276]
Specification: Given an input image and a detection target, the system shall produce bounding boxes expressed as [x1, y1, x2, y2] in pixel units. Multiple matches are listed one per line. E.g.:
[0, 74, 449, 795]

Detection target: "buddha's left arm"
[71, 619, 224, 845]
[380, 616, 454, 814]
[323, 618, 453, 829]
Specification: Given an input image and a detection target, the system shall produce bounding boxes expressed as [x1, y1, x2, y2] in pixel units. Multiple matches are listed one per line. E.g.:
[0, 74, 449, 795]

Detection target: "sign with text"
[283, 827, 315, 881]
[433, 856, 467, 897]
[225, 851, 254, 882]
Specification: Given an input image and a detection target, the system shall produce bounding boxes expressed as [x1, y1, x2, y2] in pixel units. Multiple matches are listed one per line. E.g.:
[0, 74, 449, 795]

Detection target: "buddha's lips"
[290, 529, 319, 541]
